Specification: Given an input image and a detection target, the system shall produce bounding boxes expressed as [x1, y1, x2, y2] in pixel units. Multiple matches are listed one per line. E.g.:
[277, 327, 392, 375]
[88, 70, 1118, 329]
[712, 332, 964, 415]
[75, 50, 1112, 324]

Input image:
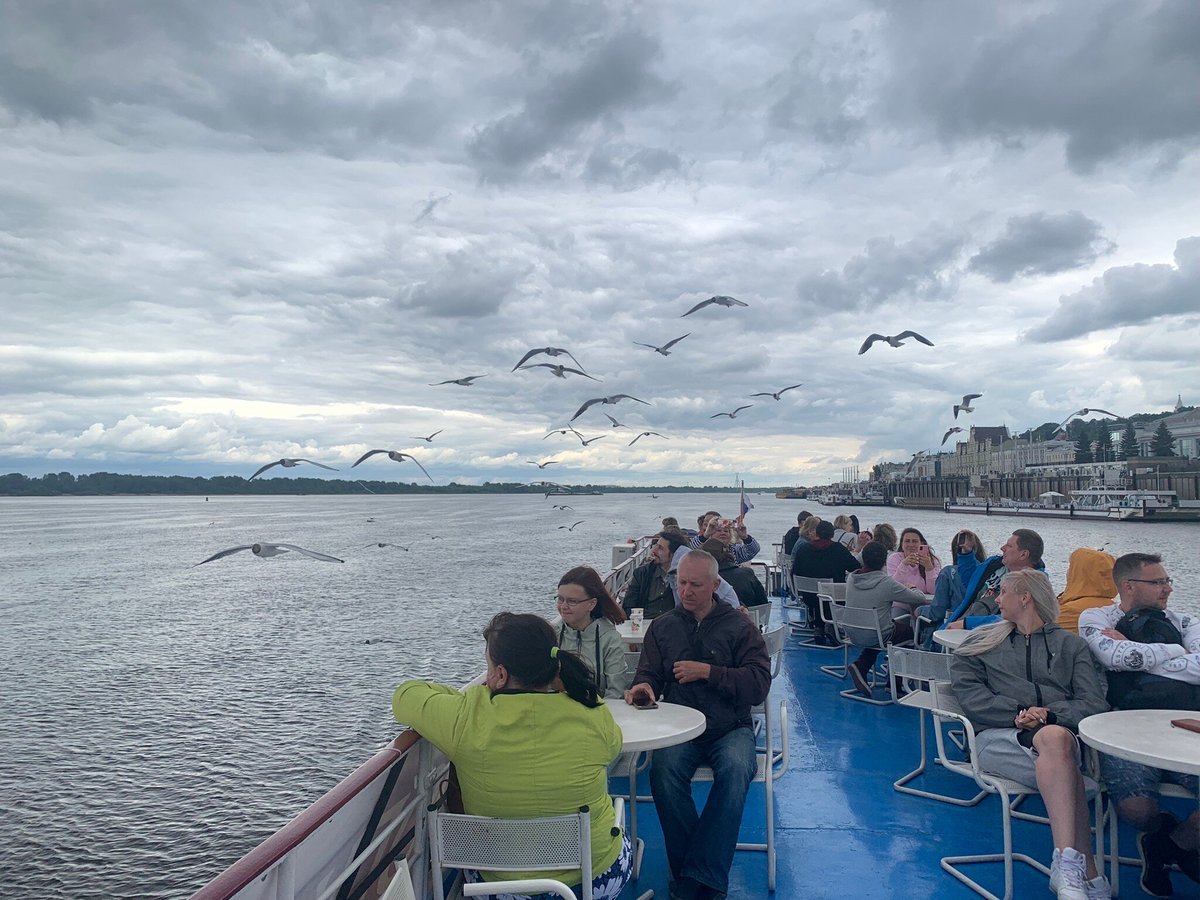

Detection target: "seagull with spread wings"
[941, 427, 964, 446]
[604, 414, 627, 428]
[518, 363, 600, 381]
[351, 450, 433, 482]
[411, 429, 444, 442]
[558, 521, 585, 532]
[248, 458, 339, 480]
[953, 393, 983, 419]
[858, 331, 935, 355]
[710, 405, 753, 420]
[629, 431, 666, 446]
[577, 434, 607, 446]
[429, 375, 486, 386]
[681, 295, 749, 317]
[1056, 407, 1123, 431]
[543, 425, 583, 440]
[633, 333, 690, 356]
[193, 542, 344, 566]
[511, 347, 585, 372]
[571, 394, 650, 422]
[750, 384, 803, 401]
[528, 460, 559, 469]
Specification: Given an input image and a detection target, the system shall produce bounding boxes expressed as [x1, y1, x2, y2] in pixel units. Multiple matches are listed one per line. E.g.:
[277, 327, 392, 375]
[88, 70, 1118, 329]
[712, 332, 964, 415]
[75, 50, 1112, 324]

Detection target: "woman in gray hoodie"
[950, 570, 1110, 900]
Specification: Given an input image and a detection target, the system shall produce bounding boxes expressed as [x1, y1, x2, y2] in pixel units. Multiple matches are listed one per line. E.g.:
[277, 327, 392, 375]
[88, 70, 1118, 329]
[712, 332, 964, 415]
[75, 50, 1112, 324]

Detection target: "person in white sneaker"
[950, 570, 1110, 899]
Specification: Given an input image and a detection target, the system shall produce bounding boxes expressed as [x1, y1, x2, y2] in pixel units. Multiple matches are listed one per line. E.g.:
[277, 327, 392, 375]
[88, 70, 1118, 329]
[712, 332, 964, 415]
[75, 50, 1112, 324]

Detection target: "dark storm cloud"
[1028, 236, 1200, 341]
[583, 144, 684, 190]
[765, 44, 867, 145]
[796, 230, 964, 309]
[393, 248, 531, 318]
[968, 211, 1115, 282]
[880, 1, 1200, 171]
[467, 28, 675, 181]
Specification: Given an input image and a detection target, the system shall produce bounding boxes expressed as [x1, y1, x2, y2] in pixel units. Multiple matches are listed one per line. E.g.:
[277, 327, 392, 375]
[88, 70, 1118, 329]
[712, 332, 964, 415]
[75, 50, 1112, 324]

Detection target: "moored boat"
[944, 487, 1200, 522]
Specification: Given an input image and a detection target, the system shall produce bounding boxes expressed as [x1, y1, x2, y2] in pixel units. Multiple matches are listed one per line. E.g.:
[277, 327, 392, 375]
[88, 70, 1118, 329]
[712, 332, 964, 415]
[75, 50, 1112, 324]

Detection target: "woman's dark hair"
[661, 516, 679, 530]
[483, 612, 601, 708]
[559, 565, 626, 624]
[848, 514, 861, 533]
[699, 538, 732, 565]
[951, 529, 987, 563]
[873, 523, 897, 552]
[655, 529, 687, 555]
[861, 541, 888, 571]
[899, 526, 939, 575]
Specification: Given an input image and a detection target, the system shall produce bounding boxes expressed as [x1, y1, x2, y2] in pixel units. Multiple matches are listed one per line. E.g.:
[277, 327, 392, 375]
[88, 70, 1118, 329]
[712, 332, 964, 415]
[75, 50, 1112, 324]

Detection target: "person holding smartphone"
[886, 528, 942, 619]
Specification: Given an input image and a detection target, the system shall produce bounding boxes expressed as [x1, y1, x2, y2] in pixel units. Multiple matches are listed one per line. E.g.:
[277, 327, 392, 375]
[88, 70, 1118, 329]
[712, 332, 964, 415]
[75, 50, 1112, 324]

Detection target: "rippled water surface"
[1, 493, 1196, 898]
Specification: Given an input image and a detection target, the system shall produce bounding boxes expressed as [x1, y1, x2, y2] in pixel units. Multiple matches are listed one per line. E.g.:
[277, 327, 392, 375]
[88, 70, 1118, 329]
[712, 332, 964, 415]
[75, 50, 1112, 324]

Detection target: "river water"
[1, 493, 1196, 899]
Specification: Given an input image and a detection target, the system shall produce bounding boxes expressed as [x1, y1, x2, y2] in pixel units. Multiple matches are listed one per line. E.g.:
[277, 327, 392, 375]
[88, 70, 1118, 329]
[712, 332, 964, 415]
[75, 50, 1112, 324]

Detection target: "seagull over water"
[954, 393, 983, 419]
[519, 362, 600, 381]
[858, 331, 935, 355]
[681, 295, 749, 318]
[511, 347, 585, 372]
[941, 427, 965, 446]
[193, 542, 344, 566]
[629, 431, 666, 446]
[429, 375, 486, 386]
[411, 429, 443, 442]
[750, 384, 803, 401]
[633, 333, 690, 356]
[351, 450, 433, 482]
[248, 458, 339, 480]
[552, 504, 574, 511]
[558, 521, 585, 532]
[528, 459, 559, 469]
[710, 405, 753, 420]
[571, 394, 650, 422]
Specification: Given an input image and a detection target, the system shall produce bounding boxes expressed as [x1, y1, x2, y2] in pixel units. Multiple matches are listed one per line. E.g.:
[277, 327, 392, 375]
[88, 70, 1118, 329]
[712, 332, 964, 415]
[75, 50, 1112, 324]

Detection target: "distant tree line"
[0, 472, 752, 497]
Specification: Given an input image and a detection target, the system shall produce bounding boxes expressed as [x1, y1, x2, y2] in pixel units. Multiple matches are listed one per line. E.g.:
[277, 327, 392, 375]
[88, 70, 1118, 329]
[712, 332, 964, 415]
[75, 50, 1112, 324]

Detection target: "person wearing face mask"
[555, 566, 631, 700]
[624, 530, 687, 619]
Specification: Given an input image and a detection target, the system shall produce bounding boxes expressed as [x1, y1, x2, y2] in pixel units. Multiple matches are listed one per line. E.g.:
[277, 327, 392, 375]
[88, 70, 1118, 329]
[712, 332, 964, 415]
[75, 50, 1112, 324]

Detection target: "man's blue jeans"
[649, 725, 757, 894]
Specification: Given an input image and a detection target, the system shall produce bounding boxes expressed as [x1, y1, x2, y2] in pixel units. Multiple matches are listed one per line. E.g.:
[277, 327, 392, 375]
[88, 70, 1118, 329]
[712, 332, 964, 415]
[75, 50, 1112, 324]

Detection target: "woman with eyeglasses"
[555, 565, 631, 699]
[951, 570, 1110, 899]
[393, 612, 631, 899]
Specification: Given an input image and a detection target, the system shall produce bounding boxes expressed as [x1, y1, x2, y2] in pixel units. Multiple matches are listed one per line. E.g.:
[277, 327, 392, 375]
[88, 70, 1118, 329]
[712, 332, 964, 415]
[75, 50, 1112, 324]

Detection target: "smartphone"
[1171, 718, 1200, 734]
[633, 696, 658, 710]
[919, 545, 929, 554]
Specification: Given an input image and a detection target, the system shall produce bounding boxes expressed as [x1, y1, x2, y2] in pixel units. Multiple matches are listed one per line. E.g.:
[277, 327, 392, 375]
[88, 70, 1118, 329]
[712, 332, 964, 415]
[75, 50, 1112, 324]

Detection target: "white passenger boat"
[944, 487, 1196, 521]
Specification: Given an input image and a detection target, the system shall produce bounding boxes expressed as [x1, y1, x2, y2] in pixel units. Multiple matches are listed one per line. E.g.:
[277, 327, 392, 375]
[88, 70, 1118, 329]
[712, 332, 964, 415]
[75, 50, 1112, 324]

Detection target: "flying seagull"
[604, 414, 627, 428]
[954, 393, 983, 419]
[248, 458, 339, 480]
[633, 333, 691, 356]
[1056, 407, 1123, 431]
[578, 434, 607, 446]
[518, 363, 600, 381]
[411, 429, 443, 442]
[710, 405, 753, 420]
[544, 425, 583, 440]
[351, 450, 433, 482]
[552, 504, 574, 511]
[193, 542, 344, 566]
[511, 347, 585, 372]
[858, 331, 935, 355]
[681, 295, 749, 318]
[571, 394, 650, 422]
[629, 431, 667, 446]
[941, 427, 964, 446]
[558, 521, 585, 532]
[429, 375, 486, 386]
[528, 460, 559, 469]
[365, 542, 410, 551]
[750, 384, 803, 401]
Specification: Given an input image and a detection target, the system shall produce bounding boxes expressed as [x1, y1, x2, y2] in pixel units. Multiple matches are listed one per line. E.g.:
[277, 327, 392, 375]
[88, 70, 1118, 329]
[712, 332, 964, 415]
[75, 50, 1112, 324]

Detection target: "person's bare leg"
[1034, 727, 1098, 878]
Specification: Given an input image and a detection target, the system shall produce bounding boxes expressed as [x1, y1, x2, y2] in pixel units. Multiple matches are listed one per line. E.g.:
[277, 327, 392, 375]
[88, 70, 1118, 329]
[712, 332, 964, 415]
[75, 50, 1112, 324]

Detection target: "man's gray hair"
[681, 549, 719, 579]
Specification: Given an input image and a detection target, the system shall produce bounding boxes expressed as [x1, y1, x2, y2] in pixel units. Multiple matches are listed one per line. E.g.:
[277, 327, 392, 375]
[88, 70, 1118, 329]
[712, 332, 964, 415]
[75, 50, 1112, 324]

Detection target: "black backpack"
[1105, 608, 1200, 711]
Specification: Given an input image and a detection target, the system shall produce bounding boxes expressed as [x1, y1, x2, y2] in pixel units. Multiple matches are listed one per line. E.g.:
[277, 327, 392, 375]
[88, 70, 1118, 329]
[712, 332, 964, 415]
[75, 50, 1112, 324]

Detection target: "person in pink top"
[887, 528, 942, 618]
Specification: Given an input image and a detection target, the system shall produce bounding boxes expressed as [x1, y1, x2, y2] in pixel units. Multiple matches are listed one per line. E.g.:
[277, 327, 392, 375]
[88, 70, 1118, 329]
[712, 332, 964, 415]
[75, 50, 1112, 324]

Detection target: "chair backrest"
[762, 624, 787, 679]
[888, 646, 953, 687]
[791, 574, 823, 596]
[817, 581, 847, 601]
[830, 604, 886, 647]
[428, 808, 591, 900]
[746, 604, 771, 629]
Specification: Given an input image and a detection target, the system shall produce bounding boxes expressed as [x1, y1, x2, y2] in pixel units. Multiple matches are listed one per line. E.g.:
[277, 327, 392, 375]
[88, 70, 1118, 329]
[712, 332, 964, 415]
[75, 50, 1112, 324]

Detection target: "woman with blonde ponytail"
[950, 571, 1111, 899]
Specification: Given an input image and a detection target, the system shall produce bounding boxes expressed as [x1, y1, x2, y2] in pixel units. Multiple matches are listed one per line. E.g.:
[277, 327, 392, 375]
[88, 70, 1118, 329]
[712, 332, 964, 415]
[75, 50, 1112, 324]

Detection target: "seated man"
[1079, 553, 1199, 896]
[943, 528, 1044, 632]
[689, 514, 761, 563]
[701, 539, 768, 609]
[667, 542, 743, 609]
[626, 551, 771, 900]
[790, 519, 859, 645]
[782, 510, 812, 556]
[624, 530, 686, 619]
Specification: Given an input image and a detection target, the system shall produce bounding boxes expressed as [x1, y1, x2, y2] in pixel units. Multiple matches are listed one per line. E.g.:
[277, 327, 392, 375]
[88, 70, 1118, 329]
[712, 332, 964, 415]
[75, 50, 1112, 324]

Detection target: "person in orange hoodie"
[1056, 547, 1117, 633]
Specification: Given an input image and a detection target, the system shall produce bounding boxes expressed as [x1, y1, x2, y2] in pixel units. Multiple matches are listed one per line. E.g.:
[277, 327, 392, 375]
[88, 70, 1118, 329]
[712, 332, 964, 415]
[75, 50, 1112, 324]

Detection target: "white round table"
[607, 700, 706, 878]
[932, 628, 972, 649]
[1078, 709, 1200, 777]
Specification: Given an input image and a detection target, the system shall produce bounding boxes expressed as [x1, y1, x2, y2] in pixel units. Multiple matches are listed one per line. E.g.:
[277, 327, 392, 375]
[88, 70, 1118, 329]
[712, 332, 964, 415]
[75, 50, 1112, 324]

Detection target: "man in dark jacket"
[701, 538, 768, 608]
[781, 510, 812, 556]
[623, 531, 686, 619]
[791, 520, 859, 645]
[627, 551, 771, 900]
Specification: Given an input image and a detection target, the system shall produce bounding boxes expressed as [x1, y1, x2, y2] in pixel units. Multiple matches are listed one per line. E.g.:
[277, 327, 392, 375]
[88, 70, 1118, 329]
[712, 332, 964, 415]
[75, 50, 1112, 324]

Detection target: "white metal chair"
[815, 585, 849, 677]
[888, 647, 988, 806]
[746, 603, 772, 630]
[428, 799, 652, 900]
[784, 573, 817, 635]
[829, 604, 897, 705]
[928, 681, 1103, 900]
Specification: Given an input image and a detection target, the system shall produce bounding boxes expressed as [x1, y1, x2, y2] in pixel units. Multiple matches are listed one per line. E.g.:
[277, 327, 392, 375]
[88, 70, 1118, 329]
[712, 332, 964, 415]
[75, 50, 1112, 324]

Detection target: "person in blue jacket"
[916, 529, 986, 647]
[939, 528, 1045, 636]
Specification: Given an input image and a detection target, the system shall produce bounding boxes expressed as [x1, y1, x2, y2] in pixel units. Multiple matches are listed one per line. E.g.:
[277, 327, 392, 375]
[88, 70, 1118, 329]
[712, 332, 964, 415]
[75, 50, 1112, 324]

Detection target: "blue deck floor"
[613, 602, 1199, 899]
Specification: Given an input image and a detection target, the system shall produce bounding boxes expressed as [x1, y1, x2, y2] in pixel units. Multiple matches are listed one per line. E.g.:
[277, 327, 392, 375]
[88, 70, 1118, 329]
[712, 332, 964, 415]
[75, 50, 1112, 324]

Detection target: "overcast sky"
[2, 1, 1198, 487]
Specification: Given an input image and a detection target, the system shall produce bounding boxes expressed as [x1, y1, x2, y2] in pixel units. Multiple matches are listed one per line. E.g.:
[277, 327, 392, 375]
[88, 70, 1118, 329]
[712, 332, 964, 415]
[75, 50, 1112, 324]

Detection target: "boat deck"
[616, 602, 1188, 899]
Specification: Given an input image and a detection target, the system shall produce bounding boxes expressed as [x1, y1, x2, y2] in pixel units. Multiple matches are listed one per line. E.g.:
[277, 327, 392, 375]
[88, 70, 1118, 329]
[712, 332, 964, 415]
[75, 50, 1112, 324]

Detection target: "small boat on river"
[945, 487, 1200, 522]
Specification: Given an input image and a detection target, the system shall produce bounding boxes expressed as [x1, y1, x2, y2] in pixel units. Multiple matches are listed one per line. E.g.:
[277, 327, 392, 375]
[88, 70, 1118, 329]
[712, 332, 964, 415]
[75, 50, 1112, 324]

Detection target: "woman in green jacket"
[393, 612, 629, 899]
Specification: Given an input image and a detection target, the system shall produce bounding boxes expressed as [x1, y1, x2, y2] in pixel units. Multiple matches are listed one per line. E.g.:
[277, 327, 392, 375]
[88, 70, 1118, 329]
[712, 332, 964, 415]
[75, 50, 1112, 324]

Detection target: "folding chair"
[815, 586, 849, 677]
[928, 682, 1103, 900]
[785, 574, 818, 635]
[746, 603, 771, 630]
[829, 604, 898, 705]
[888, 647, 988, 806]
